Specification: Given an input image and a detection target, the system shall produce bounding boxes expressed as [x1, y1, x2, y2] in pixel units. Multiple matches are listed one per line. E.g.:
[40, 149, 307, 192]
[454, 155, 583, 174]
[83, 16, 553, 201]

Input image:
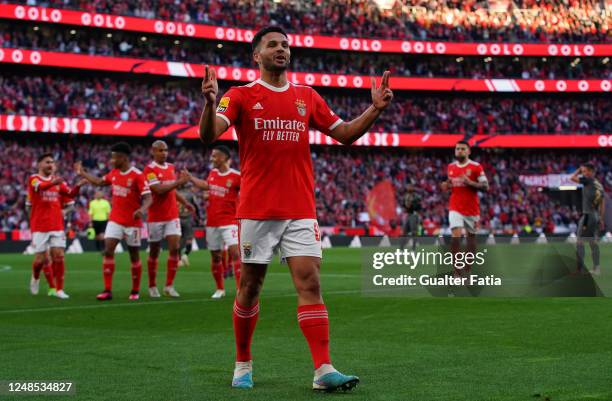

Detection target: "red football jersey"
[143, 162, 179, 222]
[216, 79, 342, 219]
[102, 167, 150, 227]
[206, 168, 241, 227]
[27, 174, 75, 232]
[447, 160, 487, 216]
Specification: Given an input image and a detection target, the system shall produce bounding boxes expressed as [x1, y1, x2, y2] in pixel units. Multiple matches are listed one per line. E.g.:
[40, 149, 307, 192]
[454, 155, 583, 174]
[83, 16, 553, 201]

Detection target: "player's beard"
[455, 155, 466, 163]
[263, 56, 289, 72]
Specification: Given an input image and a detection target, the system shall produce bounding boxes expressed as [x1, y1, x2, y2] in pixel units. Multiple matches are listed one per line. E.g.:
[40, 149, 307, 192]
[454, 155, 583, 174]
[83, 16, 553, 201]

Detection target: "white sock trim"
[314, 364, 337, 379]
[234, 360, 252, 376]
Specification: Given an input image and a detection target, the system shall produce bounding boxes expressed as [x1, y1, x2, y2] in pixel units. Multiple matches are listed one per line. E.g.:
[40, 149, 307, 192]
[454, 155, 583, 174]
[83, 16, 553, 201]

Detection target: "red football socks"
[233, 300, 259, 362]
[42, 261, 55, 289]
[298, 304, 331, 369]
[131, 260, 142, 292]
[230, 256, 241, 288]
[211, 259, 224, 290]
[147, 257, 158, 288]
[102, 256, 115, 291]
[32, 260, 44, 280]
[165, 254, 179, 287]
[52, 255, 65, 291]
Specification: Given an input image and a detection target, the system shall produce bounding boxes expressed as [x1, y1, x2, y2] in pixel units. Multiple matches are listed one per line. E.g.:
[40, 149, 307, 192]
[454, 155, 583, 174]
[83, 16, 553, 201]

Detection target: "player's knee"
[239, 279, 262, 300]
[295, 275, 321, 297]
[229, 249, 241, 262]
[211, 252, 222, 263]
[103, 249, 114, 258]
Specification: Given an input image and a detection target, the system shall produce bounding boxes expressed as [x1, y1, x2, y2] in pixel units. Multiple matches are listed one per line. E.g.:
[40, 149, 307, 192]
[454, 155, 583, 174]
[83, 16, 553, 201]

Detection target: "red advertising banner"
[2, 4, 610, 57]
[1, 114, 611, 148]
[1, 48, 610, 92]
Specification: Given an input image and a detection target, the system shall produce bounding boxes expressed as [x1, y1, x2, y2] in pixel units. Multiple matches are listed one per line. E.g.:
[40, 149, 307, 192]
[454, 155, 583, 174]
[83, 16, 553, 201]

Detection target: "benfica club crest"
[466, 169, 472, 176]
[295, 99, 306, 116]
[242, 242, 252, 258]
[226, 179, 232, 188]
[127, 178, 133, 186]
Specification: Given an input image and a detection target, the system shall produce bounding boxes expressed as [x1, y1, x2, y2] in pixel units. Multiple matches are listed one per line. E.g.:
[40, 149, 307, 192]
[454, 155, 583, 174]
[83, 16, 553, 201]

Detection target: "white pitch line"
[0, 289, 362, 315]
[0, 265, 12, 272]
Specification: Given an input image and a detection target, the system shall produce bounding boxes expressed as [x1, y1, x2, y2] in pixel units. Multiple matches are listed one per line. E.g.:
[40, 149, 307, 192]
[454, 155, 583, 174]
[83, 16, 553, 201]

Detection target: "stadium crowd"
[2, 74, 610, 134]
[17, 0, 611, 42]
[0, 136, 609, 236]
[3, 24, 611, 80]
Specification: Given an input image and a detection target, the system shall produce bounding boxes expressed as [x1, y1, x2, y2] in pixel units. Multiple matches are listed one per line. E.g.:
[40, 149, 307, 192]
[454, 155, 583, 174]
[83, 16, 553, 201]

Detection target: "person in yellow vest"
[86, 222, 96, 240]
[88, 191, 111, 251]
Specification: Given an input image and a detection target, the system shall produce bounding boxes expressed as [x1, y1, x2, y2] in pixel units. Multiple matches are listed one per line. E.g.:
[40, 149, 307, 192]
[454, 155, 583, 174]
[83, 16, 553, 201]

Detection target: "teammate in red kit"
[443, 141, 489, 273]
[143, 140, 194, 298]
[199, 26, 393, 391]
[27, 153, 81, 299]
[75, 142, 152, 301]
[190, 145, 241, 299]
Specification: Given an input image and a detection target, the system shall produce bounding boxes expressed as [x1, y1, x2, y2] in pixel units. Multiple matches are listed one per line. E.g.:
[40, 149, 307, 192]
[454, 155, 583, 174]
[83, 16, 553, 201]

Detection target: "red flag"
[366, 180, 397, 234]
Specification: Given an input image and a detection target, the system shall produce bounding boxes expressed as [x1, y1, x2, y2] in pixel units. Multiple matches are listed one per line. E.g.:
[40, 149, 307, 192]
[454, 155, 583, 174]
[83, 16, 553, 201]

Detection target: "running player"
[443, 141, 489, 274]
[190, 145, 241, 298]
[143, 140, 194, 298]
[75, 142, 152, 301]
[570, 163, 605, 275]
[198, 26, 393, 391]
[27, 153, 81, 299]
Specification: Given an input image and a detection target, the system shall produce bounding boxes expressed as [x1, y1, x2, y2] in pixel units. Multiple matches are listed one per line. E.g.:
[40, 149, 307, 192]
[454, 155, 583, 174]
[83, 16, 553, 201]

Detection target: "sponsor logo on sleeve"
[217, 97, 230, 113]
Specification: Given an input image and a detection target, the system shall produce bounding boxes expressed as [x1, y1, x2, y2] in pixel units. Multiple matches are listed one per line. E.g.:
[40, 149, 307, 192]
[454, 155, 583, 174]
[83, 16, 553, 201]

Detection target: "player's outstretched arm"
[74, 162, 107, 187]
[189, 175, 209, 190]
[35, 176, 65, 192]
[328, 71, 393, 145]
[150, 169, 191, 195]
[199, 65, 229, 145]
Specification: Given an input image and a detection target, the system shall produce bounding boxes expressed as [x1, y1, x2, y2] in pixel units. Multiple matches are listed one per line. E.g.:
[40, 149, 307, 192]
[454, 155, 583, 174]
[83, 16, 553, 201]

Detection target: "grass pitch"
[1, 246, 612, 401]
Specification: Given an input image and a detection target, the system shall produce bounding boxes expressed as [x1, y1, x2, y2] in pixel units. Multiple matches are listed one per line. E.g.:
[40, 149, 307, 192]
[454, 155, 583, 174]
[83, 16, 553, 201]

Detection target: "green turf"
[1, 246, 612, 401]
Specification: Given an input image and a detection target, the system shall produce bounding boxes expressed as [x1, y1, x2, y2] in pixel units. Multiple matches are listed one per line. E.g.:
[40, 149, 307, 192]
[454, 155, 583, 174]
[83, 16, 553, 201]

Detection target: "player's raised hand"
[180, 169, 191, 182]
[74, 161, 84, 176]
[201, 65, 218, 103]
[51, 176, 64, 185]
[76, 178, 88, 187]
[371, 70, 393, 111]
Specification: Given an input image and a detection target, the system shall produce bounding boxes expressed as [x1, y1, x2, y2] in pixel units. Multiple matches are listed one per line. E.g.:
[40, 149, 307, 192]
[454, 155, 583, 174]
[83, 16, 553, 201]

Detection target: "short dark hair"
[252, 26, 288, 51]
[583, 162, 596, 172]
[213, 145, 231, 159]
[37, 153, 54, 163]
[111, 142, 132, 155]
[456, 140, 470, 148]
